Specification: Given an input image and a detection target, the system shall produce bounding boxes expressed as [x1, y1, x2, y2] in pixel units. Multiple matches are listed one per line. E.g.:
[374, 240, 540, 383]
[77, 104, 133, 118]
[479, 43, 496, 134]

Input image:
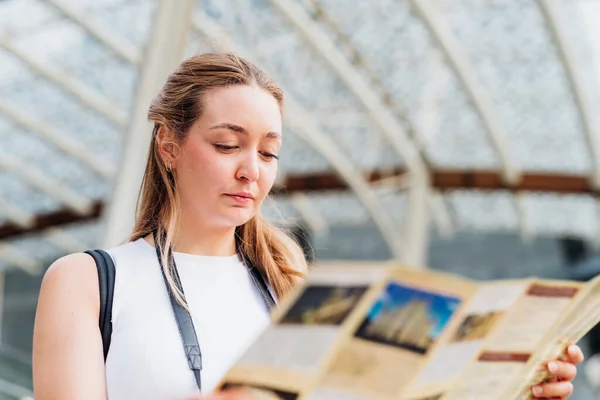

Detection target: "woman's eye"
[214, 144, 238, 151]
[261, 152, 279, 160]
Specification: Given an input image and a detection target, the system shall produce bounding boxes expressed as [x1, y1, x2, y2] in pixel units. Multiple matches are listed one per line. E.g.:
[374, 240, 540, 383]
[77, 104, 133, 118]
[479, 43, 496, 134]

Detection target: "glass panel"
[0, 172, 61, 215]
[0, 0, 58, 36]
[0, 73, 123, 167]
[0, 120, 109, 200]
[441, 0, 590, 173]
[277, 128, 334, 174]
[52, 0, 158, 49]
[317, 109, 404, 169]
[446, 190, 519, 231]
[305, 0, 498, 168]
[305, 192, 371, 225]
[192, 0, 408, 169]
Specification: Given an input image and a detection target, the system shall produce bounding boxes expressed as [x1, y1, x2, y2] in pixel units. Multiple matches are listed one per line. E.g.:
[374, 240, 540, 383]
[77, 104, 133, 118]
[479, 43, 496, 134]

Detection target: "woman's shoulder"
[44, 252, 98, 286]
[39, 239, 153, 308]
[41, 239, 149, 295]
[39, 252, 101, 318]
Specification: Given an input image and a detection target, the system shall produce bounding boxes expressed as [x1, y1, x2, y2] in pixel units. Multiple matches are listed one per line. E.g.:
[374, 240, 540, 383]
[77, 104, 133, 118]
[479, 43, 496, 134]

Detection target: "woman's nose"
[235, 153, 260, 182]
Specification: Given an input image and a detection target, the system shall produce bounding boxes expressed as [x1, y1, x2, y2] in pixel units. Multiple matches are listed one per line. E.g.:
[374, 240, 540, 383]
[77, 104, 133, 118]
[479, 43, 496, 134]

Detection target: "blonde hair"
[130, 52, 306, 304]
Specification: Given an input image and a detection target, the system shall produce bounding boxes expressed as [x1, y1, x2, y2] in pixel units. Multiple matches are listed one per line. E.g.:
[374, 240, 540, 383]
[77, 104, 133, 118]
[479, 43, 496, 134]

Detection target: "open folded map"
[218, 262, 600, 400]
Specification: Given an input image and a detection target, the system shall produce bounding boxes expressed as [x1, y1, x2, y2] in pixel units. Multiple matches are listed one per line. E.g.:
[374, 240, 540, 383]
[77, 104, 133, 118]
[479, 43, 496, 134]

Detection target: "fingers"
[566, 344, 585, 365]
[531, 345, 583, 399]
[531, 380, 573, 399]
[547, 360, 578, 381]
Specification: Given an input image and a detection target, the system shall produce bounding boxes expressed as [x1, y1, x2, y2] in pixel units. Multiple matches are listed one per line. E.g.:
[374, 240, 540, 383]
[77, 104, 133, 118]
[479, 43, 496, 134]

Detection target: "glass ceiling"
[1, 0, 600, 278]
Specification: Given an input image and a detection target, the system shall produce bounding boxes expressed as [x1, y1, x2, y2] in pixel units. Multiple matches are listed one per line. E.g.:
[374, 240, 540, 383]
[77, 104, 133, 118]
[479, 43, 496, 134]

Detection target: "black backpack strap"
[84, 249, 116, 361]
[153, 231, 202, 391]
[234, 228, 277, 310]
[240, 252, 276, 311]
[235, 229, 277, 311]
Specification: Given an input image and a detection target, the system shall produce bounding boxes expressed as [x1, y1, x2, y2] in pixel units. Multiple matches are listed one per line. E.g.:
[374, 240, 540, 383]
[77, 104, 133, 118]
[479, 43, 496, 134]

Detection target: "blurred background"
[1, 0, 600, 398]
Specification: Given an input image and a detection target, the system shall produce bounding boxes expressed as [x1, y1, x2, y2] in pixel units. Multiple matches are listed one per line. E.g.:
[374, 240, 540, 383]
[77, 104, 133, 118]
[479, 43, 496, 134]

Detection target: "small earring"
[166, 162, 172, 173]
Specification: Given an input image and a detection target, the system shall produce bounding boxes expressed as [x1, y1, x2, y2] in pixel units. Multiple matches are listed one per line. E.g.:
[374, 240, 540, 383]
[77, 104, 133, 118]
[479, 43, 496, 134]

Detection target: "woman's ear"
[156, 126, 181, 167]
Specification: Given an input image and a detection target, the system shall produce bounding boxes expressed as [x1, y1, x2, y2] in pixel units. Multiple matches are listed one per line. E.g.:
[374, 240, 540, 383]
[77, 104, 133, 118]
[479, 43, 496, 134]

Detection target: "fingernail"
[548, 361, 558, 373]
[532, 385, 543, 396]
[536, 363, 546, 372]
[568, 345, 577, 355]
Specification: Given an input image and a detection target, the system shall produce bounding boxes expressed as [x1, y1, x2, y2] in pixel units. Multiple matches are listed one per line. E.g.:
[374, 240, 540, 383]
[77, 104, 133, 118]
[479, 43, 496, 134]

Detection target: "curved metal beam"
[42, 0, 142, 65]
[410, 0, 519, 185]
[0, 155, 93, 215]
[265, 0, 435, 263]
[289, 192, 328, 235]
[285, 102, 406, 258]
[301, 0, 434, 156]
[0, 243, 42, 275]
[300, 5, 458, 252]
[265, 0, 428, 180]
[428, 190, 453, 238]
[192, 11, 406, 258]
[0, 98, 114, 179]
[44, 227, 88, 253]
[538, 0, 600, 189]
[0, 36, 127, 127]
[0, 197, 34, 229]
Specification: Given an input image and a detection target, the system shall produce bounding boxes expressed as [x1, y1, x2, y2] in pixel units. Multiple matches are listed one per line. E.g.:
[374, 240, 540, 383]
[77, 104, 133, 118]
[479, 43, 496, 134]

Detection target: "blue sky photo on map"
[355, 282, 462, 353]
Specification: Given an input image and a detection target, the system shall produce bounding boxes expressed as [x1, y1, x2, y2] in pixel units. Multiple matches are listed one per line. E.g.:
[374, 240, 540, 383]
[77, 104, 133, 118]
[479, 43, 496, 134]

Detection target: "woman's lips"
[225, 194, 253, 204]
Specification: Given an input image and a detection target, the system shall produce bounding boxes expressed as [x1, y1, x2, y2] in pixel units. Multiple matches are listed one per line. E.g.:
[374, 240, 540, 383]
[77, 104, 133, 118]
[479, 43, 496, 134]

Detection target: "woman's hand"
[531, 344, 585, 399]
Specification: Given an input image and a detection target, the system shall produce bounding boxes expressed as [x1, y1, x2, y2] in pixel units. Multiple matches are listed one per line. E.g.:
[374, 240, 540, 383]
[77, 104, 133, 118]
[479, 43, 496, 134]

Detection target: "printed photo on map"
[451, 311, 503, 342]
[355, 282, 461, 355]
[280, 285, 368, 326]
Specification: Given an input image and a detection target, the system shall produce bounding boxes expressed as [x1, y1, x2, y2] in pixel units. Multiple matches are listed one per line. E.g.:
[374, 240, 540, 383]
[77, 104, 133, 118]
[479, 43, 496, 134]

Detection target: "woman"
[32, 53, 583, 400]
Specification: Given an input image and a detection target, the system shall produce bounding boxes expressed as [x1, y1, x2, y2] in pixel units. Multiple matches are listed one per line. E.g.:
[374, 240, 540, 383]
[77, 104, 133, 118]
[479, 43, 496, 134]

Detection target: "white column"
[402, 173, 431, 268]
[102, 0, 195, 247]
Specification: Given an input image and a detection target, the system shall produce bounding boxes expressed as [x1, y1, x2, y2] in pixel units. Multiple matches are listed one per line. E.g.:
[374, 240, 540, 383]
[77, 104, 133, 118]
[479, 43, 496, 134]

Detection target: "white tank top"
[104, 239, 272, 400]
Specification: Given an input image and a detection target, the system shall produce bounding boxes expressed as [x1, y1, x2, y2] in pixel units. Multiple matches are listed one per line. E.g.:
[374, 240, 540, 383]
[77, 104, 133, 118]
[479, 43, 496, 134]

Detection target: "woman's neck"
[147, 218, 237, 257]
[173, 223, 237, 256]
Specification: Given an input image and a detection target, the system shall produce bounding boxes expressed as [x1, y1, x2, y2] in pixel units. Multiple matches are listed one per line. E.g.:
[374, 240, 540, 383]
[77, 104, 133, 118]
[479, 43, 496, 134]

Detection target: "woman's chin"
[218, 209, 256, 227]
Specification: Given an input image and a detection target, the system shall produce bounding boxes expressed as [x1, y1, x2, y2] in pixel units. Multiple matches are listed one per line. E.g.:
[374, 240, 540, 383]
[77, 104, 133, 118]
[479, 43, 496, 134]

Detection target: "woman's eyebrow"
[209, 122, 246, 133]
[209, 122, 281, 139]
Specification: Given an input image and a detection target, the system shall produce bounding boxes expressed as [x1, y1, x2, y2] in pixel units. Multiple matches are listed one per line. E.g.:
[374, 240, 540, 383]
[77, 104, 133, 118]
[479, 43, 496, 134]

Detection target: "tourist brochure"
[218, 261, 600, 400]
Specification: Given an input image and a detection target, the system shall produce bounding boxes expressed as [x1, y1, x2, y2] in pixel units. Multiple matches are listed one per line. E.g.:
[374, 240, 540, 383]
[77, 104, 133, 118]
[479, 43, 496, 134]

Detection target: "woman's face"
[169, 85, 282, 229]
